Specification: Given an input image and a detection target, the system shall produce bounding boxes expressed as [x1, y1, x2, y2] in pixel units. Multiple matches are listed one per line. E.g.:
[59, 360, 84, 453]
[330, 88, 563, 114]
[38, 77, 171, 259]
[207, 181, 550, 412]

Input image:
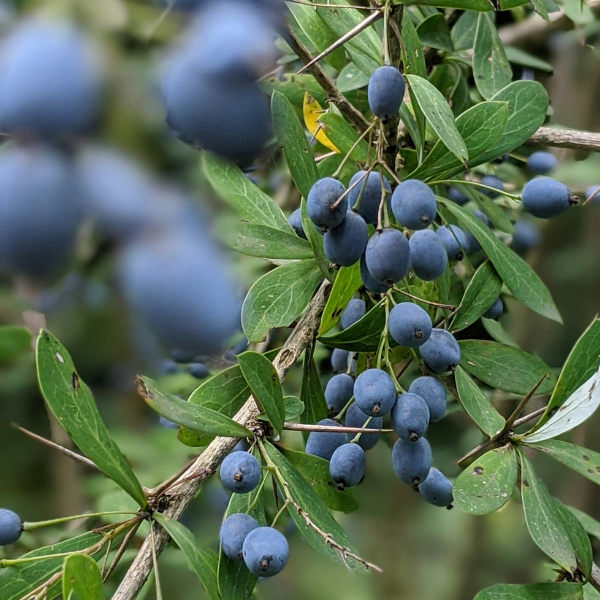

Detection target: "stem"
[350, 417, 373, 444]
[392, 286, 455, 310]
[503, 374, 547, 431]
[382, 1, 391, 65]
[150, 527, 163, 600]
[334, 396, 355, 422]
[430, 179, 522, 201]
[333, 121, 378, 181]
[270, 500, 290, 528]
[246, 473, 270, 514]
[23, 511, 140, 531]
[332, 166, 374, 209]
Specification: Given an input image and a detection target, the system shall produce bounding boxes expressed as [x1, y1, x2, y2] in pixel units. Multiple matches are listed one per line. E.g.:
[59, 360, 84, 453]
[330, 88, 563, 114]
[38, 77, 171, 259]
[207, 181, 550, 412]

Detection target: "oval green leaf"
[319, 262, 362, 336]
[474, 582, 583, 600]
[234, 223, 313, 260]
[62, 554, 103, 600]
[300, 356, 328, 442]
[0, 325, 32, 362]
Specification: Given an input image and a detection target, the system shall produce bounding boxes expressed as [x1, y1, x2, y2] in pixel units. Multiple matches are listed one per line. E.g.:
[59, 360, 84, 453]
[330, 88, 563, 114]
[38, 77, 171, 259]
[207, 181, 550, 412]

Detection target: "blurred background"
[0, 0, 600, 599]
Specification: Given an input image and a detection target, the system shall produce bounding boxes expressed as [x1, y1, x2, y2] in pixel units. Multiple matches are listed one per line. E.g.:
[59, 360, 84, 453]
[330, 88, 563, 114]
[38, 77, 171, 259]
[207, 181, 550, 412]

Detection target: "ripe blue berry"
[522, 177, 575, 219]
[344, 402, 382, 451]
[388, 303, 432, 348]
[353, 368, 396, 417]
[0, 509, 22, 546]
[325, 374, 354, 413]
[448, 186, 468, 206]
[465, 210, 490, 253]
[364, 228, 410, 285]
[288, 209, 306, 239]
[435, 225, 468, 262]
[160, 359, 179, 375]
[409, 229, 448, 281]
[480, 175, 504, 198]
[187, 363, 210, 379]
[171, 348, 196, 364]
[220, 451, 261, 494]
[368, 66, 405, 120]
[305, 419, 346, 461]
[242, 526, 289, 577]
[511, 220, 541, 255]
[391, 393, 430, 441]
[418, 467, 453, 507]
[324, 210, 368, 267]
[348, 171, 391, 225]
[527, 151, 557, 175]
[483, 297, 503, 320]
[329, 443, 365, 489]
[360, 254, 391, 295]
[408, 376, 446, 423]
[307, 178, 348, 230]
[392, 437, 432, 485]
[391, 180, 437, 230]
[419, 328, 461, 373]
[220, 513, 259, 562]
[331, 348, 350, 373]
[341, 299, 366, 329]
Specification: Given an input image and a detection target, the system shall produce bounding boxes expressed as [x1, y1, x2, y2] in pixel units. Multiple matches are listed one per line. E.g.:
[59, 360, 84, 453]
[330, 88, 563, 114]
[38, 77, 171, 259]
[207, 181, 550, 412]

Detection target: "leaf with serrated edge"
[62, 554, 104, 600]
[319, 263, 362, 336]
[454, 445, 517, 515]
[474, 582, 583, 600]
[36, 331, 146, 507]
[454, 366, 505, 437]
[524, 366, 600, 443]
[234, 223, 313, 260]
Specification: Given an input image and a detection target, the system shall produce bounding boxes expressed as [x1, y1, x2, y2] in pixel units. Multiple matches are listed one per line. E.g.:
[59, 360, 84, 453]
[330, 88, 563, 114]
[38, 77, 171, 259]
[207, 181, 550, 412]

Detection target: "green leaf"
[528, 0, 549, 20]
[392, 0, 530, 8]
[261, 74, 327, 108]
[458, 340, 556, 395]
[300, 355, 328, 442]
[451, 11, 477, 51]
[417, 14, 454, 52]
[263, 441, 369, 572]
[450, 261, 503, 333]
[284, 395, 305, 420]
[318, 113, 369, 162]
[238, 351, 285, 433]
[519, 451, 578, 573]
[482, 318, 518, 347]
[319, 298, 386, 352]
[0, 532, 101, 600]
[410, 101, 507, 181]
[474, 582, 583, 600]
[473, 14, 512, 100]
[473, 189, 515, 233]
[202, 152, 291, 233]
[319, 263, 362, 336]
[36, 330, 146, 508]
[439, 199, 562, 323]
[0, 325, 32, 362]
[301, 195, 333, 282]
[567, 506, 600, 541]
[281, 447, 359, 513]
[336, 63, 370, 93]
[454, 366, 505, 437]
[505, 46, 552, 72]
[405, 74, 468, 163]
[234, 223, 313, 260]
[62, 554, 103, 600]
[454, 445, 517, 515]
[153, 514, 219, 600]
[523, 367, 600, 443]
[271, 91, 319, 199]
[242, 260, 323, 343]
[138, 376, 251, 438]
[554, 500, 592, 578]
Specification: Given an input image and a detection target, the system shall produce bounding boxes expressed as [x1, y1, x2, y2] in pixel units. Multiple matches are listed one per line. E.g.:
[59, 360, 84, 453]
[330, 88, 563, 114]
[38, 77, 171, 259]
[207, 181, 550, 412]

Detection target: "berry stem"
[392, 285, 455, 310]
[431, 178, 522, 201]
[332, 120, 377, 181]
[350, 416, 373, 444]
[23, 511, 140, 531]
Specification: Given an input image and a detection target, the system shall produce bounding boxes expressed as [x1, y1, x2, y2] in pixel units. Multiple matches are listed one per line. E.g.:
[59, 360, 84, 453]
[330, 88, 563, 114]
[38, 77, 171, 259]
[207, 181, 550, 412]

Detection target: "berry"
[392, 437, 432, 485]
[419, 467, 454, 507]
[388, 303, 432, 348]
[160, 359, 179, 375]
[329, 443, 365, 490]
[435, 225, 468, 262]
[331, 348, 350, 373]
[511, 220, 541, 255]
[368, 66, 405, 120]
[219, 451, 261, 494]
[586, 185, 600, 203]
[483, 297, 503, 320]
[419, 328, 461, 373]
[409, 229, 448, 281]
[448, 186, 468, 206]
[324, 374, 354, 413]
[305, 419, 346, 461]
[480, 175, 504, 198]
[364, 228, 410, 285]
[465, 210, 490, 253]
[171, 348, 196, 364]
[348, 171, 391, 225]
[324, 210, 368, 267]
[391, 393, 430, 442]
[187, 363, 211, 379]
[360, 254, 390, 295]
[353, 368, 396, 417]
[527, 151, 557, 175]
[220, 513, 259, 562]
[344, 402, 382, 451]
[391, 180, 437, 230]
[408, 376, 447, 423]
[522, 177, 574, 219]
[159, 416, 178, 429]
[242, 527, 289, 577]
[288, 209, 306, 239]
[0, 509, 22, 546]
[307, 178, 348, 230]
[340, 299, 366, 329]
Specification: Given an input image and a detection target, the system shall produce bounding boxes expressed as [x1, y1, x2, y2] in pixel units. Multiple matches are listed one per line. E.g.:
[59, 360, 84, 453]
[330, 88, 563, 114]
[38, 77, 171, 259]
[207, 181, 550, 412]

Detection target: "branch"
[111, 280, 331, 600]
[590, 563, 600, 594]
[527, 126, 600, 152]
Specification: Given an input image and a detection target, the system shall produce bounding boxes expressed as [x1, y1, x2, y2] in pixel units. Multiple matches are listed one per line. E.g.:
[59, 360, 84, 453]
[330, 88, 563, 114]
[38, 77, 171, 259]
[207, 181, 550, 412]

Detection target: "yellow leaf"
[302, 92, 339, 153]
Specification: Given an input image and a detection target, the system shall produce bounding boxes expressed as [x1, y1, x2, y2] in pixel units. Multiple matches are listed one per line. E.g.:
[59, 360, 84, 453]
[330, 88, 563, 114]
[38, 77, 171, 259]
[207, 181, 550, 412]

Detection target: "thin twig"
[503, 374, 547, 430]
[393, 286, 455, 310]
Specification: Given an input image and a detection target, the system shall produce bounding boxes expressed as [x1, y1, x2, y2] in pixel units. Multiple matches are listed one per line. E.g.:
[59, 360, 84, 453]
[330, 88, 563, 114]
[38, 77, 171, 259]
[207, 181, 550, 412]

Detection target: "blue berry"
[305, 419, 346, 461]
[511, 220, 541, 255]
[392, 437, 432, 485]
[448, 186, 468, 206]
[220, 451, 261, 494]
[364, 228, 410, 285]
[391, 393, 430, 442]
[527, 151, 557, 175]
[465, 210, 490, 254]
[344, 402, 381, 451]
[242, 526, 289, 577]
[307, 178, 348, 230]
[324, 210, 368, 267]
[419, 467, 453, 507]
[331, 348, 350, 373]
[360, 254, 390, 295]
[187, 363, 210, 379]
[368, 66, 405, 120]
[391, 180, 437, 230]
[353, 368, 396, 417]
[220, 513, 259, 562]
[288, 209, 306, 239]
[388, 303, 432, 348]
[522, 177, 574, 219]
[0, 509, 22, 546]
[419, 328, 461, 373]
[348, 171, 391, 225]
[480, 175, 504, 198]
[435, 225, 468, 262]
[160, 359, 179, 375]
[409, 229, 448, 281]
[329, 443, 365, 489]
[171, 348, 196, 364]
[408, 376, 446, 423]
[340, 299, 366, 329]
[483, 297, 503, 320]
[324, 374, 354, 412]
